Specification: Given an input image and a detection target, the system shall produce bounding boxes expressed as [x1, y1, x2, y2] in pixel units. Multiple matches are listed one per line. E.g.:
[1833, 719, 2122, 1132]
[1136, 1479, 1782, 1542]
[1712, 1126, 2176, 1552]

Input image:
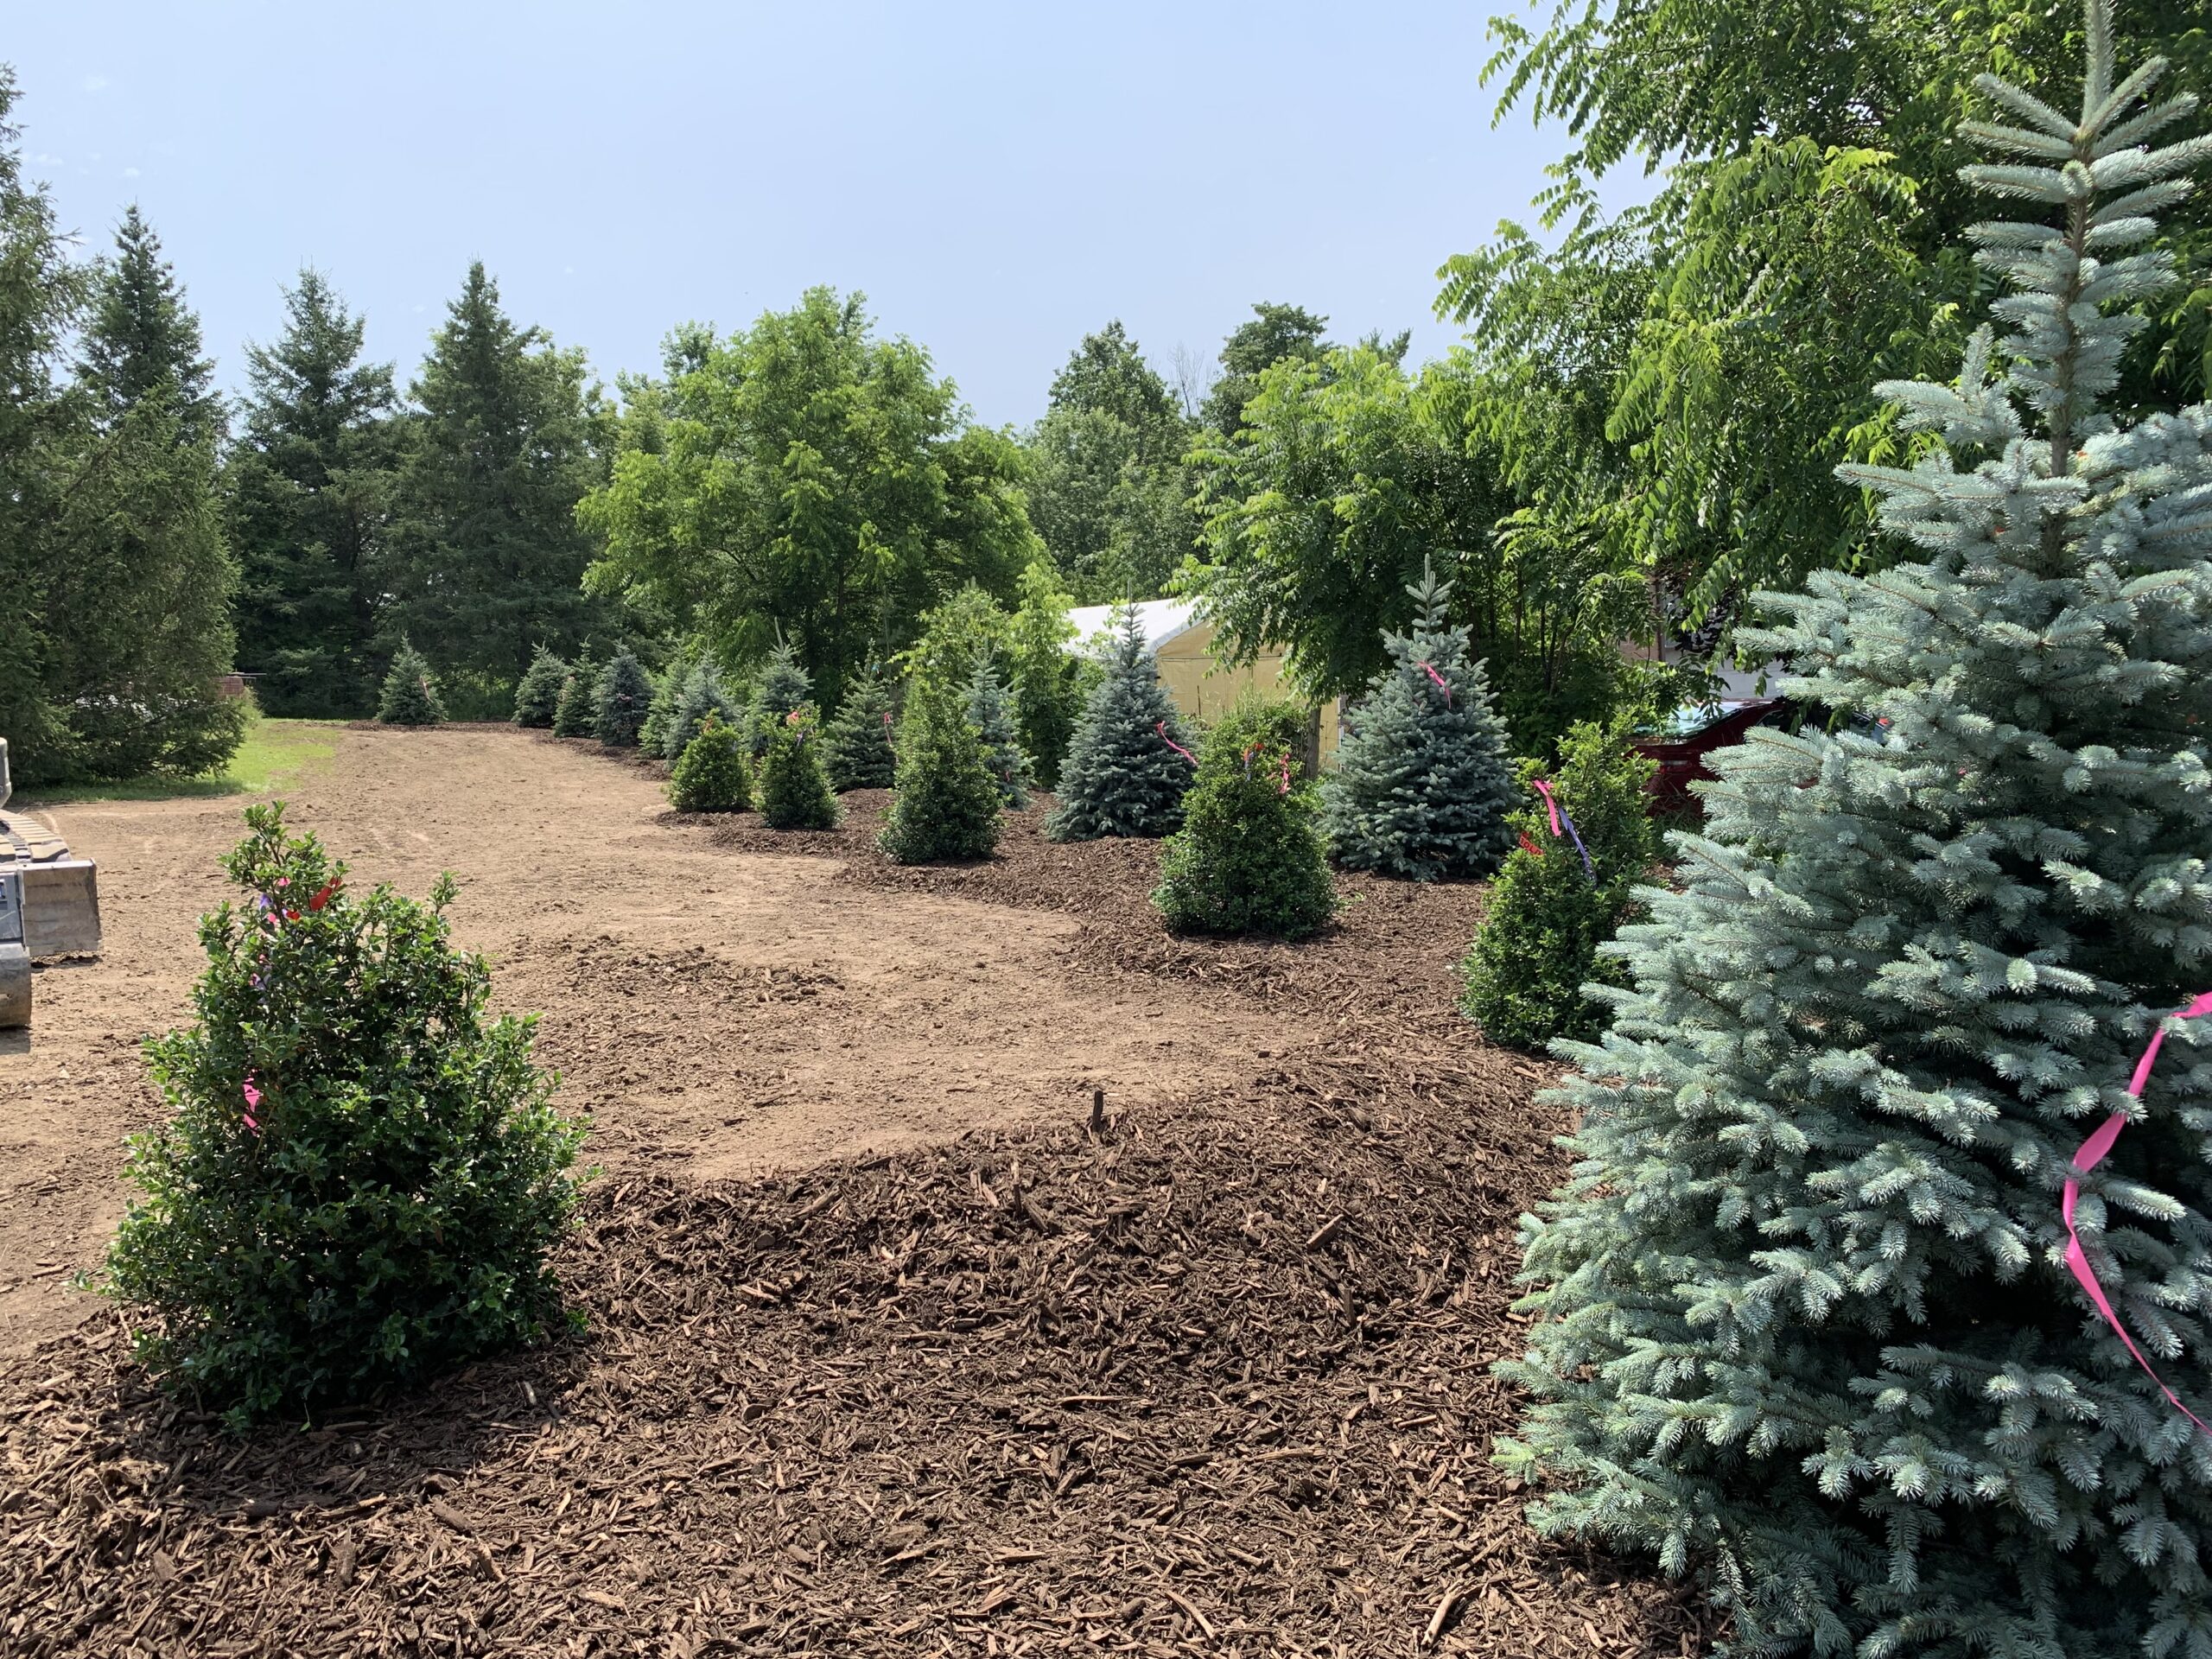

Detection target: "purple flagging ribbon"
[1530, 778, 1594, 881]
[2063, 992, 2212, 1434]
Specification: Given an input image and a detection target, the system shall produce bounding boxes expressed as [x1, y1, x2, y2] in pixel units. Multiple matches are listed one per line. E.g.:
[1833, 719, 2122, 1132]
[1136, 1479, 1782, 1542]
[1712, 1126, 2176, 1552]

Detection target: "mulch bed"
[1, 752, 1718, 1656]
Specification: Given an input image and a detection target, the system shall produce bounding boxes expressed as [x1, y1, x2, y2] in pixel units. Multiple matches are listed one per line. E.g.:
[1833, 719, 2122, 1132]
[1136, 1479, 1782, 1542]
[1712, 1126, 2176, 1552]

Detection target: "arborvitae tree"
[1459, 719, 1657, 1047]
[1007, 559, 1084, 788]
[226, 269, 400, 717]
[1153, 721, 1335, 939]
[512, 649, 567, 728]
[1500, 17, 2212, 1650]
[77, 205, 219, 447]
[550, 652, 596, 737]
[748, 639, 813, 760]
[594, 652, 652, 747]
[668, 715, 751, 812]
[384, 263, 602, 698]
[967, 660, 1031, 808]
[1319, 561, 1518, 880]
[1044, 605, 1194, 841]
[376, 639, 446, 726]
[879, 686, 1003, 863]
[822, 664, 897, 791]
[756, 707, 840, 830]
[664, 659, 741, 760]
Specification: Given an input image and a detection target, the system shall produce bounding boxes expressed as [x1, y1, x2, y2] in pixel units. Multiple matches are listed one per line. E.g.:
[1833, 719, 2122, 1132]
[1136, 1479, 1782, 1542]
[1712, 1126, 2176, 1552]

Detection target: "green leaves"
[104, 804, 585, 1426]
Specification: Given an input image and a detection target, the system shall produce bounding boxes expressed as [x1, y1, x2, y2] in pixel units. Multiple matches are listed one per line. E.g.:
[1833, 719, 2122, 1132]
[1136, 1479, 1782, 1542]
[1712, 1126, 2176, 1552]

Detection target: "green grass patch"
[18, 718, 343, 805]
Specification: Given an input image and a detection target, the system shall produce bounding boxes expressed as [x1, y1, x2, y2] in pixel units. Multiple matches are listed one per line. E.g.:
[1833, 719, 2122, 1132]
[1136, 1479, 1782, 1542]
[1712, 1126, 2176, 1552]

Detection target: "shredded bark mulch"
[1, 757, 1719, 1656]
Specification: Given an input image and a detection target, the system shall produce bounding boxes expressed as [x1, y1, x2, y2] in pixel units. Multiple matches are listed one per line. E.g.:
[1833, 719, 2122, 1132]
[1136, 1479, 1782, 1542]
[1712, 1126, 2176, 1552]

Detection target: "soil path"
[0, 726, 1269, 1356]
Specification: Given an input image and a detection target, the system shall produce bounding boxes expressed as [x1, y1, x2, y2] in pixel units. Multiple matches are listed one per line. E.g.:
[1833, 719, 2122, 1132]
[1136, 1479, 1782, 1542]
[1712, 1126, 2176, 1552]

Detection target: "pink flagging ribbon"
[1156, 721, 1199, 770]
[1417, 660, 1452, 705]
[241, 1077, 263, 1135]
[1530, 779, 1595, 880]
[2063, 991, 2212, 1433]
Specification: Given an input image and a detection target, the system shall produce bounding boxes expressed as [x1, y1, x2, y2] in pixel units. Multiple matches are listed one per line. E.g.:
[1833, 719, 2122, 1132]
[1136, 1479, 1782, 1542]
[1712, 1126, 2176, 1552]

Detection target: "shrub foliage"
[823, 665, 897, 791]
[1459, 720, 1656, 1047]
[756, 707, 839, 830]
[102, 804, 586, 1427]
[668, 715, 751, 811]
[593, 651, 653, 747]
[1045, 604, 1193, 841]
[1154, 721, 1335, 938]
[550, 650, 597, 737]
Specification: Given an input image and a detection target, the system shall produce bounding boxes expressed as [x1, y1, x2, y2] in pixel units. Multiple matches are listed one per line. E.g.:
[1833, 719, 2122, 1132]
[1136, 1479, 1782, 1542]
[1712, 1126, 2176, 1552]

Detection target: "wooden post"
[1089, 1087, 1106, 1135]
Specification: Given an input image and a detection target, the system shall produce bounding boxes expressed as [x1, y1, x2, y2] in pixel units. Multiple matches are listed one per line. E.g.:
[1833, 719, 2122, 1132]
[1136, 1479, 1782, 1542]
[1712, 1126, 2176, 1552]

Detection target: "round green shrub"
[1153, 724, 1336, 938]
[550, 652, 597, 737]
[100, 804, 586, 1428]
[594, 651, 653, 747]
[1459, 718, 1658, 1047]
[375, 639, 446, 727]
[756, 707, 839, 830]
[512, 648, 567, 728]
[879, 687, 1001, 864]
[668, 715, 751, 811]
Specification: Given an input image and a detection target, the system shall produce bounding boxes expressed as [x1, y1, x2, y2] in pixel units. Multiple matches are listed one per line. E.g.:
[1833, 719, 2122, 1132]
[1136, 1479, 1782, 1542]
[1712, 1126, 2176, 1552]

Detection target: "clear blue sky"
[10, 2, 1634, 429]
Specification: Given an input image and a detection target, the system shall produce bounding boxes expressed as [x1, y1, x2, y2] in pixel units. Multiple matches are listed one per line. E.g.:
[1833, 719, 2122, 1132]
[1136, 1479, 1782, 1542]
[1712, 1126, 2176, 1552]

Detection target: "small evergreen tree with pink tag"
[1498, 10, 2212, 1648]
[1319, 560, 1517, 880]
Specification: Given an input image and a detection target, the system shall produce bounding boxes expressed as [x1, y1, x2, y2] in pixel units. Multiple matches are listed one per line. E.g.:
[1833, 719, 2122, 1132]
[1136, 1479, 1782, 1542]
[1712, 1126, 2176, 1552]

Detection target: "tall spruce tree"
[1319, 561, 1518, 880]
[1499, 14, 2212, 1650]
[385, 263, 603, 697]
[375, 639, 445, 726]
[512, 648, 567, 728]
[967, 660, 1031, 808]
[551, 650, 597, 738]
[48, 204, 244, 779]
[822, 664, 897, 791]
[227, 270, 400, 716]
[1044, 606, 1194, 841]
[664, 659, 742, 760]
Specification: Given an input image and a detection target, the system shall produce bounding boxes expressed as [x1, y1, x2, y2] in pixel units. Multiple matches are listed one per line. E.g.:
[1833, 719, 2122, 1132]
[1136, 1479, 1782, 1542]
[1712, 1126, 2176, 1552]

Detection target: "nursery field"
[0, 726, 1713, 1656]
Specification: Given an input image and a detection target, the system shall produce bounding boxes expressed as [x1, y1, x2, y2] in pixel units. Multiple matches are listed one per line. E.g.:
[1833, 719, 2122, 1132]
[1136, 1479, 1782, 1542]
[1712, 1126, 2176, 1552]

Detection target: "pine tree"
[376, 639, 446, 726]
[1319, 561, 1518, 880]
[512, 648, 567, 728]
[880, 685, 1003, 863]
[384, 263, 602, 696]
[664, 659, 742, 760]
[1153, 721, 1335, 938]
[550, 652, 596, 737]
[47, 204, 245, 781]
[748, 639, 813, 760]
[0, 68, 88, 783]
[822, 664, 897, 791]
[1500, 16, 2212, 1649]
[756, 707, 840, 830]
[967, 660, 1032, 808]
[594, 652, 652, 747]
[668, 716, 751, 811]
[77, 205, 219, 447]
[1459, 720, 1657, 1047]
[226, 269, 400, 717]
[1044, 605, 1195, 841]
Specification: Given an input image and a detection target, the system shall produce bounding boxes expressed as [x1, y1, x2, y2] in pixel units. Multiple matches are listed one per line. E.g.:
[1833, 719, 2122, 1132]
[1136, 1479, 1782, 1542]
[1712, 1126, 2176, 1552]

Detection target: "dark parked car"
[1631, 698, 1792, 812]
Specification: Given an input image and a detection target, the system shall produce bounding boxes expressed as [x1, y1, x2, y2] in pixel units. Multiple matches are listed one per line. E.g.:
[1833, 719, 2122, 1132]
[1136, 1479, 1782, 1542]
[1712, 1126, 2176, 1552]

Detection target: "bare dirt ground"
[0, 727, 1717, 1656]
[0, 728, 1271, 1355]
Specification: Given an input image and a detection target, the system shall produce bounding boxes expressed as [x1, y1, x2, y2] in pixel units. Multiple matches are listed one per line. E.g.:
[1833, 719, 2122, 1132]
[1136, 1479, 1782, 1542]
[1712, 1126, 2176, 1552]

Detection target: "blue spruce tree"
[1044, 605, 1194, 842]
[967, 659, 1032, 809]
[1319, 561, 1518, 880]
[1500, 10, 2212, 1650]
